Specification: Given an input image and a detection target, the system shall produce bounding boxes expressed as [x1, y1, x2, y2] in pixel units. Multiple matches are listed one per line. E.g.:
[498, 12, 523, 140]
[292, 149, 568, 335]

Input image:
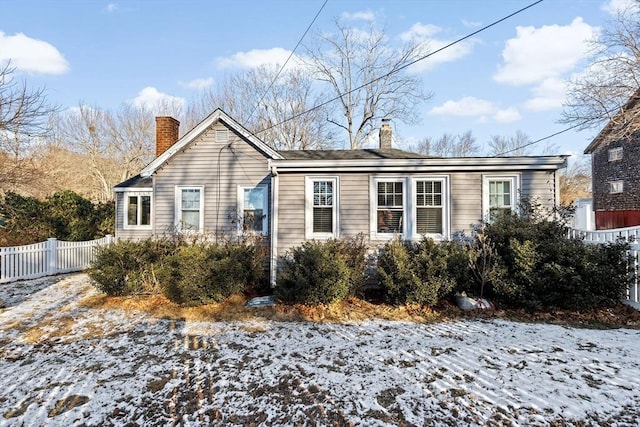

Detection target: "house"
[584, 90, 640, 229]
[114, 109, 568, 285]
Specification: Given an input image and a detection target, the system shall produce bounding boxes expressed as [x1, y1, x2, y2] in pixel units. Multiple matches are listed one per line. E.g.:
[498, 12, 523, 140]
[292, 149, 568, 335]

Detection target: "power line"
[254, 0, 545, 135]
[247, 0, 328, 122]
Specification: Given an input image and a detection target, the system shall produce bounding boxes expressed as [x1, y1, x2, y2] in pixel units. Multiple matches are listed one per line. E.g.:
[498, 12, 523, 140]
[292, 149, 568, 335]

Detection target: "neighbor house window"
[415, 179, 444, 235]
[483, 175, 519, 222]
[305, 177, 338, 239]
[610, 180, 624, 194]
[124, 192, 152, 229]
[238, 185, 268, 235]
[376, 180, 404, 234]
[608, 147, 623, 162]
[175, 186, 204, 232]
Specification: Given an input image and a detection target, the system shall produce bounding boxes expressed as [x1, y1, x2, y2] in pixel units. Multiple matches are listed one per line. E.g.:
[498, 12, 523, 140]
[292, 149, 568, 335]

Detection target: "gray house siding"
[153, 122, 272, 236]
[114, 192, 154, 241]
[275, 169, 559, 257]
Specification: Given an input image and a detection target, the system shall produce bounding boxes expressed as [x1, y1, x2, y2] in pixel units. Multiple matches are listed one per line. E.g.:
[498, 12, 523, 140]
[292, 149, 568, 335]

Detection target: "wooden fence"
[568, 226, 640, 305]
[0, 235, 113, 284]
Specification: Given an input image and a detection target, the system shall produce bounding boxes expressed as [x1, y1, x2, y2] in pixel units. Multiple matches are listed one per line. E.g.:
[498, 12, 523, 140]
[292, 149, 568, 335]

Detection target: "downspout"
[270, 163, 279, 288]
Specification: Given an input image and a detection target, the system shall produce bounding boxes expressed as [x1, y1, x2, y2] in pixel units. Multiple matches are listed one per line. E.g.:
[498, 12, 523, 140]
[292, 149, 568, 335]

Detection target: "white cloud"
[462, 19, 482, 28]
[601, 0, 639, 15]
[179, 77, 214, 90]
[400, 23, 477, 72]
[131, 87, 186, 114]
[524, 78, 567, 111]
[494, 17, 597, 86]
[341, 10, 375, 22]
[216, 48, 299, 69]
[105, 3, 118, 13]
[493, 107, 522, 123]
[429, 96, 496, 116]
[0, 31, 69, 74]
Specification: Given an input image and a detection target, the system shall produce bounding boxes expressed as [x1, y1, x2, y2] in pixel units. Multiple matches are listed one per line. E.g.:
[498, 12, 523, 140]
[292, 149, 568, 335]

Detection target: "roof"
[279, 148, 434, 160]
[114, 174, 152, 191]
[140, 108, 283, 177]
[584, 88, 640, 154]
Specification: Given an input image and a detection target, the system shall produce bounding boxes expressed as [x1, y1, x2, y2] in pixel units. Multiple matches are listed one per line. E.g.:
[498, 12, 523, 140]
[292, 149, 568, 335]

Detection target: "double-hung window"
[175, 186, 204, 232]
[415, 179, 444, 235]
[238, 185, 268, 235]
[124, 192, 152, 229]
[483, 175, 519, 221]
[608, 147, 623, 162]
[305, 177, 338, 239]
[376, 180, 404, 235]
[610, 180, 624, 194]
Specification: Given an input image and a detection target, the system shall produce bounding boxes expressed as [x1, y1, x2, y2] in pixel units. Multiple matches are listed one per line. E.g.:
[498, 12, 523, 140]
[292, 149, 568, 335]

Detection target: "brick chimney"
[155, 116, 180, 157]
[379, 118, 392, 150]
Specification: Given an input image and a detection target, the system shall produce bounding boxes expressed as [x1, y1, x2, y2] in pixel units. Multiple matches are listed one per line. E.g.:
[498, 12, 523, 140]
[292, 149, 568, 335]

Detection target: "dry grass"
[80, 294, 447, 324]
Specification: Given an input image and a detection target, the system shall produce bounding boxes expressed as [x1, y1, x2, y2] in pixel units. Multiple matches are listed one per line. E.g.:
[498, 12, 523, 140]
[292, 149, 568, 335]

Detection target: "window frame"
[482, 174, 520, 222]
[610, 180, 624, 194]
[123, 191, 152, 230]
[174, 186, 205, 233]
[411, 176, 449, 239]
[370, 176, 407, 240]
[237, 184, 269, 236]
[305, 176, 339, 240]
[608, 147, 623, 162]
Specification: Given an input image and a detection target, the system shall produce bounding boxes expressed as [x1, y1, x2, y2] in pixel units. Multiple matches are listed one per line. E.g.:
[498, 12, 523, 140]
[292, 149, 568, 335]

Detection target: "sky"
[1, 0, 635, 159]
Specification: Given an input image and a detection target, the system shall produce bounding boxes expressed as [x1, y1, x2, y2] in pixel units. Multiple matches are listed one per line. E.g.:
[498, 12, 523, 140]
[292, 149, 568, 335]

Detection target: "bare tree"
[559, 156, 592, 205]
[414, 130, 480, 157]
[0, 62, 58, 194]
[186, 65, 334, 150]
[561, 2, 640, 138]
[303, 19, 431, 149]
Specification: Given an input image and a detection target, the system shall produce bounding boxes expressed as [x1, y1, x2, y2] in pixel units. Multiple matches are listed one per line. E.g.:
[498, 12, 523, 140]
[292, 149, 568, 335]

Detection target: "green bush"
[89, 238, 175, 296]
[377, 237, 459, 306]
[275, 240, 351, 305]
[157, 237, 267, 306]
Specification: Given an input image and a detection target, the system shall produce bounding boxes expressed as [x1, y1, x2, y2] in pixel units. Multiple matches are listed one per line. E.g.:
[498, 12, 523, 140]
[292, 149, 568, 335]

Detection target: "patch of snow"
[0, 274, 639, 426]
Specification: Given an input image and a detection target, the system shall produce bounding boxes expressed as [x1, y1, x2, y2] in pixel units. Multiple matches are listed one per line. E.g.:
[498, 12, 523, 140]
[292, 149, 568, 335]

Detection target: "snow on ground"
[0, 274, 639, 426]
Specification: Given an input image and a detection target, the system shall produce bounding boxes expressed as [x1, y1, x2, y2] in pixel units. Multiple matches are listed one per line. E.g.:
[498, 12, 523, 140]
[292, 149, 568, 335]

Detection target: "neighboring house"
[584, 91, 640, 229]
[115, 109, 567, 285]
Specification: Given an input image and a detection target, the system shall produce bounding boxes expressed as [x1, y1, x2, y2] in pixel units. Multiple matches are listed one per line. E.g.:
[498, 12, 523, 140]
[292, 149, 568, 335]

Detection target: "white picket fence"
[0, 235, 113, 284]
[568, 226, 640, 305]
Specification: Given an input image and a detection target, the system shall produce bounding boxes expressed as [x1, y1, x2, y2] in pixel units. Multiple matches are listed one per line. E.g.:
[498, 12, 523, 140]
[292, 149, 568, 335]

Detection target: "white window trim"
[608, 147, 623, 162]
[410, 176, 450, 240]
[370, 176, 408, 241]
[482, 174, 520, 222]
[237, 184, 269, 236]
[175, 185, 205, 233]
[305, 176, 339, 240]
[123, 191, 153, 230]
[610, 180, 624, 194]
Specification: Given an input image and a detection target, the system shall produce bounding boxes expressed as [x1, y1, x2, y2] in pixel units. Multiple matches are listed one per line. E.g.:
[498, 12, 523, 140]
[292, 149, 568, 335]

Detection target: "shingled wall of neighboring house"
[590, 135, 640, 228]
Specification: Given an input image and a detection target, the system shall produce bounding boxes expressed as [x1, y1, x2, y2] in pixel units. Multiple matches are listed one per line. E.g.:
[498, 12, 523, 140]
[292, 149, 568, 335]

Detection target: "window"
[483, 175, 519, 222]
[238, 185, 268, 235]
[415, 180, 443, 235]
[175, 186, 204, 232]
[216, 129, 229, 143]
[124, 192, 151, 229]
[608, 147, 623, 162]
[376, 180, 404, 234]
[305, 177, 338, 238]
[610, 180, 624, 194]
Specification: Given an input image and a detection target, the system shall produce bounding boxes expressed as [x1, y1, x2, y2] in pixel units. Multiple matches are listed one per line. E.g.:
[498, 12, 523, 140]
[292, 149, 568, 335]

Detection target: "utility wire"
[247, 0, 328, 122]
[254, 0, 545, 135]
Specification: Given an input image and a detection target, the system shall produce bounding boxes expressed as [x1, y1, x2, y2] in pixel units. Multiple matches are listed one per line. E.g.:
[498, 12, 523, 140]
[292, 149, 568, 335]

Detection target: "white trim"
[305, 176, 339, 240]
[270, 172, 279, 288]
[608, 147, 623, 162]
[142, 109, 282, 177]
[114, 187, 152, 193]
[482, 174, 520, 222]
[174, 185, 205, 233]
[123, 191, 153, 230]
[237, 184, 269, 236]
[610, 180, 624, 194]
[370, 176, 407, 241]
[410, 176, 450, 240]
